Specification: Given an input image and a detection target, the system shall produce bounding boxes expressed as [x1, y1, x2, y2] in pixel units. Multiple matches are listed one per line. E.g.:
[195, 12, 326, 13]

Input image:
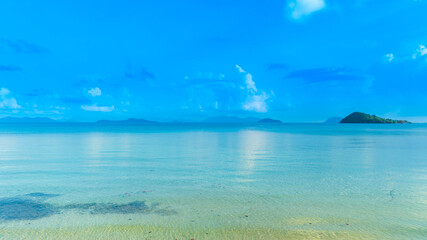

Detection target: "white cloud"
[235, 65, 270, 113]
[243, 92, 269, 113]
[0, 87, 21, 109]
[183, 66, 272, 113]
[385, 53, 394, 62]
[236, 65, 246, 73]
[289, 0, 325, 19]
[0, 88, 10, 96]
[81, 104, 114, 112]
[409, 45, 427, 60]
[245, 72, 258, 92]
[418, 45, 427, 55]
[88, 87, 102, 97]
[412, 45, 427, 59]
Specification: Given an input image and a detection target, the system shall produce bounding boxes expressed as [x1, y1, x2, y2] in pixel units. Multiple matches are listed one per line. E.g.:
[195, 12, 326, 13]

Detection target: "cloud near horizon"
[180, 65, 271, 113]
[236, 65, 270, 113]
[0, 88, 21, 109]
[81, 104, 115, 112]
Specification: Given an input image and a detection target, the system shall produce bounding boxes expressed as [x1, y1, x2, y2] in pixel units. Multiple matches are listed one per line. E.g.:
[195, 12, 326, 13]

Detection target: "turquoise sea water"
[0, 123, 426, 239]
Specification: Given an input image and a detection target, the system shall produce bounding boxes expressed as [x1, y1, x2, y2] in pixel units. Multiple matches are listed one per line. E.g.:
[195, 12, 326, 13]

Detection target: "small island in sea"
[340, 112, 410, 124]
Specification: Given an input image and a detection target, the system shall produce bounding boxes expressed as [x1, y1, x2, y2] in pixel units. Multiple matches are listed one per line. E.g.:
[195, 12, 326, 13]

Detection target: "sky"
[0, 0, 427, 122]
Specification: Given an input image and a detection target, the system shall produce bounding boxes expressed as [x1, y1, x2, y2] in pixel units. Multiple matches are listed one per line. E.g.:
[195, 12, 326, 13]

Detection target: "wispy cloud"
[26, 88, 48, 97]
[88, 87, 102, 97]
[386, 45, 427, 63]
[125, 67, 155, 81]
[81, 104, 114, 112]
[285, 67, 374, 93]
[0, 88, 21, 109]
[267, 63, 287, 70]
[0, 38, 46, 54]
[0, 65, 22, 71]
[236, 65, 246, 73]
[288, 0, 326, 19]
[285, 67, 369, 83]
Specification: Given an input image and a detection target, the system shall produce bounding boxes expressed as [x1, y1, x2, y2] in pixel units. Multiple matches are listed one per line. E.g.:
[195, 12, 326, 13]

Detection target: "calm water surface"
[0, 123, 426, 239]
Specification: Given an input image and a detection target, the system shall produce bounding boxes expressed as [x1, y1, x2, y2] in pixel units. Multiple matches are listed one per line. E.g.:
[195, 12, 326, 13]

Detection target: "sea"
[0, 123, 426, 239]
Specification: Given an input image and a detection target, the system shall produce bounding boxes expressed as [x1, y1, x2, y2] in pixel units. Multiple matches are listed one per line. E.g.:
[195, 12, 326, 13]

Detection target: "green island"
[340, 112, 410, 124]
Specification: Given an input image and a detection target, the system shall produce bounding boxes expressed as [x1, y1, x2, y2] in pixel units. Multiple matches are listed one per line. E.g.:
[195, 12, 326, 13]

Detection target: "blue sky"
[1, 0, 427, 122]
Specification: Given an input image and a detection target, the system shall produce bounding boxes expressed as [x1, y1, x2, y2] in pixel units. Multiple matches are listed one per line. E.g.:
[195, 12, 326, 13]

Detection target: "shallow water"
[0, 123, 426, 239]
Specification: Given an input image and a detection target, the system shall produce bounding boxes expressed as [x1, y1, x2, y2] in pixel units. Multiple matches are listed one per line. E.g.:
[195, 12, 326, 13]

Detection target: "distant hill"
[257, 118, 282, 123]
[340, 112, 410, 124]
[202, 116, 260, 123]
[0, 117, 56, 123]
[324, 117, 343, 124]
[96, 118, 158, 124]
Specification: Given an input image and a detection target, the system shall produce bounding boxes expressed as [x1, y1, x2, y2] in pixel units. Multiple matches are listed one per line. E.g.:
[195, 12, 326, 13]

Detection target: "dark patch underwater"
[0, 197, 59, 221]
[0, 193, 177, 222]
[63, 201, 177, 216]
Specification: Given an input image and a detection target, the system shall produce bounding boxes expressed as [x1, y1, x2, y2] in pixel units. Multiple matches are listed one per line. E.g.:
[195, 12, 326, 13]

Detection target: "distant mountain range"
[340, 112, 410, 124]
[96, 118, 158, 124]
[0, 117, 56, 123]
[0, 113, 412, 124]
[257, 118, 283, 123]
